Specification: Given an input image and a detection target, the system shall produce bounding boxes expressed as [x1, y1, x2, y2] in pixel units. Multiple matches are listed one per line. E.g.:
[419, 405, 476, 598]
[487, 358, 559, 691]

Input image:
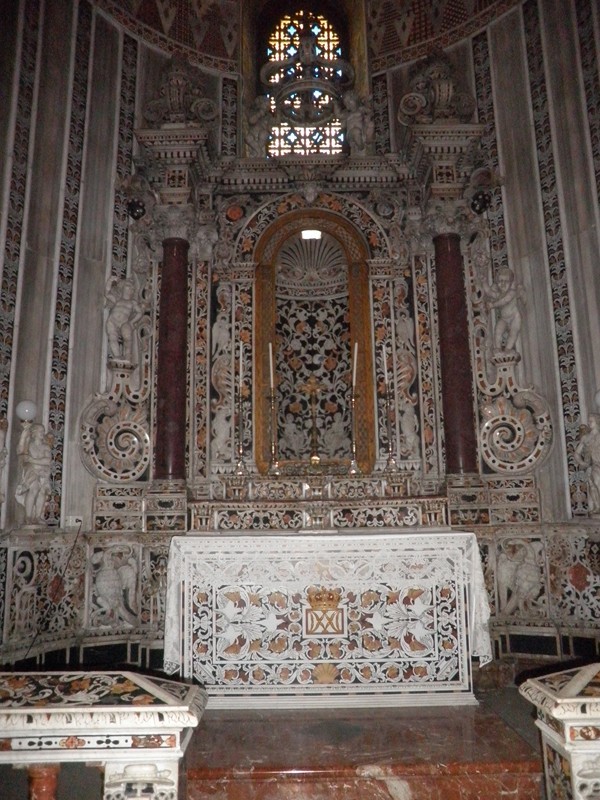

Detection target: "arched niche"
[253, 208, 375, 474]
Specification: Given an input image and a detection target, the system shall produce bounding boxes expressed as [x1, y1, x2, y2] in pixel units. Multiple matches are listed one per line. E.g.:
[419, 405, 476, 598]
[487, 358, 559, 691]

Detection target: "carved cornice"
[136, 126, 210, 206]
[203, 154, 416, 197]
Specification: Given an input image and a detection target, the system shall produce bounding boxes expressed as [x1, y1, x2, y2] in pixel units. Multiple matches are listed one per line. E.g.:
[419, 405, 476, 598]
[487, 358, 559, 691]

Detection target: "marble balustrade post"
[154, 237, 189, 481]
[433, 232, 478, 475]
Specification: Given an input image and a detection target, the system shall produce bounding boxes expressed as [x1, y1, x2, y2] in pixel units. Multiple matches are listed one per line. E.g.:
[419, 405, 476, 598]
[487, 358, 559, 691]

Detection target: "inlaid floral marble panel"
[164, 529, 491, 707]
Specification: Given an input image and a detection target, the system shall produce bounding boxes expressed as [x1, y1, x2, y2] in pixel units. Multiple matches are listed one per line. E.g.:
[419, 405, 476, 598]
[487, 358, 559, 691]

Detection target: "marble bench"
[0, 671, 207, 800]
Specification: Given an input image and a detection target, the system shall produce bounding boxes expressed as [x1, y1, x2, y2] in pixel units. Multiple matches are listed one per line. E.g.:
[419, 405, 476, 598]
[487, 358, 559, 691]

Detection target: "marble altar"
[164, 528, 491, 707]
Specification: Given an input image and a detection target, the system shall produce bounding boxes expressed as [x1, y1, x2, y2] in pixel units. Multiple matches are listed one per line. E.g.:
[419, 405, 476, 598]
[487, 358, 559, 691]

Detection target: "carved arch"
[252, 207, 376, 473]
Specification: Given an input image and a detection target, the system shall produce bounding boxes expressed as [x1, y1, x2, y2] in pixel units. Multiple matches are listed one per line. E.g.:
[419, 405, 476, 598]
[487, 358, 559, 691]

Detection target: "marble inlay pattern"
[0, 672, 168, 707]
[194, 262, 210, 478]
[0, 0, 41, 416]
[372, 72, 391, 155]
[92, 0, 238, 74]
[413, 253, 442, 478]
[234, 193, 388, 264]
[369, 0, 522, 73]
[221, 77, 238, 158]
[523, 0, 583, 514]
[0, 670, 206, 800]
[164, 531, 491, 705]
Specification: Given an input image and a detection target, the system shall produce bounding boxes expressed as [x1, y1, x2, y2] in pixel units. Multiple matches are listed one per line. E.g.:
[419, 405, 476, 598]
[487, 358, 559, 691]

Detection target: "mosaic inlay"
[164, 531, 491, 705]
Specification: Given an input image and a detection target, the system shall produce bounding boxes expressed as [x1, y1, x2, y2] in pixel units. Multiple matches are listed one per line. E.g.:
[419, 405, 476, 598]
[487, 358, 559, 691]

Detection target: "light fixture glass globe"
[15, 400, 37, 421]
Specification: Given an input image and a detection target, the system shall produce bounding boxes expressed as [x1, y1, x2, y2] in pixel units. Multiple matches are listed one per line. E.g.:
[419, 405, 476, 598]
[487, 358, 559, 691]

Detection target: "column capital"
[152, 205, 218, 261]
[154, 203, 195, 243]
[420, 201, 474, 240]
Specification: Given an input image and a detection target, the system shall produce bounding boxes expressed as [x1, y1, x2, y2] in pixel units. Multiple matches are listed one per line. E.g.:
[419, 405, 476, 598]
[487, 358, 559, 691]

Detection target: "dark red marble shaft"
[154, 237, 189, 480]
[433, 232, 478, 474]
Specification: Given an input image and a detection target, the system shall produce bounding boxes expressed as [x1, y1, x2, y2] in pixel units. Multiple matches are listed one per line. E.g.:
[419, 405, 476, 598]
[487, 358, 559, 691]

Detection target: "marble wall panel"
[489, 6, 572, 520]
[8, 0, 75, 525]
[0, 3, 20, 218]
[541, 1, 600, 411]
[62, 12, 122, 527]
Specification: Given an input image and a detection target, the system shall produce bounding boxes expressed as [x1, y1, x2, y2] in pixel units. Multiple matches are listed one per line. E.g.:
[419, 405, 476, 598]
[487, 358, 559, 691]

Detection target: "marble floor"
[0, 687, 544, 799]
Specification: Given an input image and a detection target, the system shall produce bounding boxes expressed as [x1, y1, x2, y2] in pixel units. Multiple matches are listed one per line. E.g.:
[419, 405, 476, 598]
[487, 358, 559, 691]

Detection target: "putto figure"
[338, 90, 374, 156]
[15, 422, 53, 525]
[479, 267, 522, 353]
[105, 277, 144, 363]
[575, 413, 600, 517]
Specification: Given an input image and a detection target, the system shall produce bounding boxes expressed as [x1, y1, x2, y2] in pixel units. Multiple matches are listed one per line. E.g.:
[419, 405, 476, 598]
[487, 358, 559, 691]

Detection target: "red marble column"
[28, 764, 59, 800]
[154, 237, 189, 480]
[433, 232, 478, 474]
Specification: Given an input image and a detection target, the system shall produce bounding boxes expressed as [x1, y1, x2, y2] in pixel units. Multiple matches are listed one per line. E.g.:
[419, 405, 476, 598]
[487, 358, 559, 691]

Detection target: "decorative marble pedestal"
[165, 529, 492, 707]
[519, 662, 600, 799]
[0, 671, 207, 800]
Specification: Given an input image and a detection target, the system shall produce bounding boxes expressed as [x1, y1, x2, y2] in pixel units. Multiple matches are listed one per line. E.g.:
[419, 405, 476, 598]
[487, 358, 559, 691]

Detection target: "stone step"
[185, 703, 543, 799]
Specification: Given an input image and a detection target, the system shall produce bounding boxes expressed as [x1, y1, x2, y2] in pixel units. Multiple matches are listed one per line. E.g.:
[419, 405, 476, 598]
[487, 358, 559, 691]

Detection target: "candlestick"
[383, 344, 388, 385]
[348, 386, 361, 475]
[268, 342, 274, 391]
[352, 342, 358, 388]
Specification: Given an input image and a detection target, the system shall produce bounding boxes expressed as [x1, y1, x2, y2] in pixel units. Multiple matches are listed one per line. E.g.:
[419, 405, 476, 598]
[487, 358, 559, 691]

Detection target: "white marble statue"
[480, 267, 522, 353]
[245, 95, 272, 158]
[15, 422, 53, 525]
[338, 90, 374, 156]
[575, 413, 600, 517]
[105, 277, 144, 363]
[497, 538, 543, 615]
[91, 546, 138, 627]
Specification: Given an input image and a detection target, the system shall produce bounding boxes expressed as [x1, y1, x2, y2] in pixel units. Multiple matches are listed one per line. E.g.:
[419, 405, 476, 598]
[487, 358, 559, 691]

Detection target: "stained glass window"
[264, 10, 345, 156]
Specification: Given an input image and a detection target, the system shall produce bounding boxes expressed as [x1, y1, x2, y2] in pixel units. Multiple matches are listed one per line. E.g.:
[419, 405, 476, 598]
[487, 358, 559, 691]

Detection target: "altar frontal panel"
[164, 531, 491, 707]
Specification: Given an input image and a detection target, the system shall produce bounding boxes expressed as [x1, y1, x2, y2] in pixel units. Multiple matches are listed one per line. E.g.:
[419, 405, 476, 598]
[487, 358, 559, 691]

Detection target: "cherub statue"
[575, 413, 600, 517]
[337, 90, 374, 156]
[15, 422, 53, 525]
[245, 95, 272, 158]
[105, 277, 144, 363]
[479, 267, 522, 353]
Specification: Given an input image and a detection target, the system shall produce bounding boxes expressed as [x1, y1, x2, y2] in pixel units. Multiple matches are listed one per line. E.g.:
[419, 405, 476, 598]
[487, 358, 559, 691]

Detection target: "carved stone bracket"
[80, 319, 152, 483]
[467, 234, 553, 476]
